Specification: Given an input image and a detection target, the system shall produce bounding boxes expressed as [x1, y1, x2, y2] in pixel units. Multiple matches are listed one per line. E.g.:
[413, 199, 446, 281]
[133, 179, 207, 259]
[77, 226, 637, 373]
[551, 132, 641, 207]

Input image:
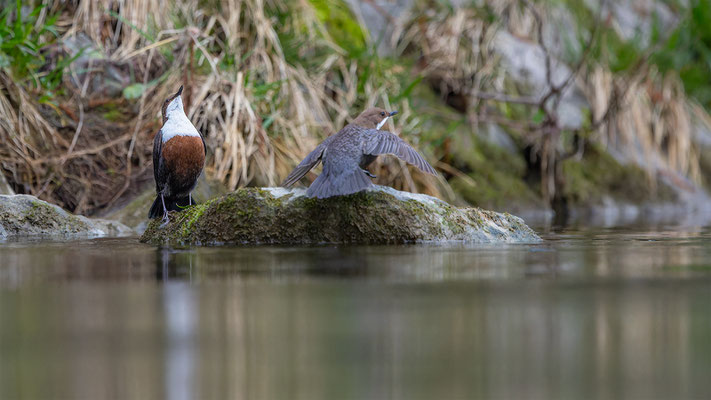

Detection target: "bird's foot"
[159, 213, 170, 229]
[362, 169, 377, 179]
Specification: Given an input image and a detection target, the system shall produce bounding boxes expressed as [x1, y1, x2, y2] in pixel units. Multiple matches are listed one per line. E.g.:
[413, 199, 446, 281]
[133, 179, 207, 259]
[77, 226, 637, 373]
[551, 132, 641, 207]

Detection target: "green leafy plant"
[0, 0, 76, 100]
[652, 0, 711, 108]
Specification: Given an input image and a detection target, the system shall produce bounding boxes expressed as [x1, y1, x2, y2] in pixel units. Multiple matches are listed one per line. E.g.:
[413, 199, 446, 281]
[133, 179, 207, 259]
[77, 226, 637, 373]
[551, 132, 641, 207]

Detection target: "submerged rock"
[140, 186, 540, 245]
[0, 195, 132, 239]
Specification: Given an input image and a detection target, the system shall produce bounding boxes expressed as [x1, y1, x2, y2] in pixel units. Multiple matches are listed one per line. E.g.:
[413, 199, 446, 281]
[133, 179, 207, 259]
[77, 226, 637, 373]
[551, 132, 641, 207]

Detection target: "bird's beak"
[389, 110, 398, 116]
[176, 85, 184, 96]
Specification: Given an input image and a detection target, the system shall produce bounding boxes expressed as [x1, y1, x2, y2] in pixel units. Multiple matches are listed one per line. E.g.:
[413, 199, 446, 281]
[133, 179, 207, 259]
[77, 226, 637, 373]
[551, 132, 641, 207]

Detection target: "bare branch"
[542, 0, 608, 109]
[470, 91, 540, 105]
[362, 0, 396, 24]
[521, 0, 553, 91]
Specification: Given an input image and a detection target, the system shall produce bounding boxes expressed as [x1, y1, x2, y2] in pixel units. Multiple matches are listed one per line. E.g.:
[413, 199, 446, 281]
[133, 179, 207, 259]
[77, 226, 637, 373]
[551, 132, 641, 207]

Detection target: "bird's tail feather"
[148, 195, 193, 219]
[307, 169, 372, 199]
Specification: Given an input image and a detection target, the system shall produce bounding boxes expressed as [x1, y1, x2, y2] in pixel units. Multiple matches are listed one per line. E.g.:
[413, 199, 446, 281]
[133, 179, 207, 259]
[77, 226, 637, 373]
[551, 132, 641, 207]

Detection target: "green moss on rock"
[140, 186, 540, 246]
[561, 143, 677, 205]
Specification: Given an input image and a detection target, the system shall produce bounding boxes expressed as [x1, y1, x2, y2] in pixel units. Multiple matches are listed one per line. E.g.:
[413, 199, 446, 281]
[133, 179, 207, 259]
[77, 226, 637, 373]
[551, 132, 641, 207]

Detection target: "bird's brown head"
[161, 85, 184, 123]
[352, 107, 398, 130]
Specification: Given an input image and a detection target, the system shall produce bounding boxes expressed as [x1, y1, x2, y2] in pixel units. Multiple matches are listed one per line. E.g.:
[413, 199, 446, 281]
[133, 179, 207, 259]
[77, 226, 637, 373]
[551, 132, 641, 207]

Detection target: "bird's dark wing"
[152, 130, 164, 192]
[281, 135, 336, 187]
[361, 129, 437, 175]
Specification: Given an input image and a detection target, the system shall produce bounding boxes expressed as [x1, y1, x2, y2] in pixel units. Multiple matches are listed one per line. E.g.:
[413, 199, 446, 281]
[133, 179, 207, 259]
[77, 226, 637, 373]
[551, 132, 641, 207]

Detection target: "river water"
[1, 225, 710, 399]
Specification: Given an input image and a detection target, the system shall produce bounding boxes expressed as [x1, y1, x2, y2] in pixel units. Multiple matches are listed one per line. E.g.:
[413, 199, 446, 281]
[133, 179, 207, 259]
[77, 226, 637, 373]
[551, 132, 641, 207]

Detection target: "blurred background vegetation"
[0, 0, 710, 222]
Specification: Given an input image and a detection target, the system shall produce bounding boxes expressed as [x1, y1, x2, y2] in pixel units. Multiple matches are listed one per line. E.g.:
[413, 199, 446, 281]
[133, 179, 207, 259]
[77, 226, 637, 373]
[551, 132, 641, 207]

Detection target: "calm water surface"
[1, 226, 710, 399]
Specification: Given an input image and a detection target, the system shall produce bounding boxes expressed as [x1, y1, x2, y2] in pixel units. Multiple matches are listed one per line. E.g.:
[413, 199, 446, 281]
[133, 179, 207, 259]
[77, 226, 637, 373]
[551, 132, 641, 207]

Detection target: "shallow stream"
[1, 225, 710, 399]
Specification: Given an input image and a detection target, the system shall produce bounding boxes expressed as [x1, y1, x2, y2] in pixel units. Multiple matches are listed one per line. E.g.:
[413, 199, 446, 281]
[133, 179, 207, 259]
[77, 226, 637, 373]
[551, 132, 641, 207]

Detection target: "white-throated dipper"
[148, 85, 206, 223]
[281, 107, 437, 198]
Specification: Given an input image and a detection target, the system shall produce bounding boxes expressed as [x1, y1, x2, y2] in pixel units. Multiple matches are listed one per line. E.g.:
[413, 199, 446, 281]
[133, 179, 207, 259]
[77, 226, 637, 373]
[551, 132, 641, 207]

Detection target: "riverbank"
[0, 0, 709, 226]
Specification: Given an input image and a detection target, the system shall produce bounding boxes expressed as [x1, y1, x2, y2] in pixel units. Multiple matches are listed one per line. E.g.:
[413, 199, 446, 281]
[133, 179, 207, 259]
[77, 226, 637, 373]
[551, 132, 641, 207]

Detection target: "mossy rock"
[0, 195, 132, 239]
[560, 144, 677, 206]
[140, 186, 540, 245]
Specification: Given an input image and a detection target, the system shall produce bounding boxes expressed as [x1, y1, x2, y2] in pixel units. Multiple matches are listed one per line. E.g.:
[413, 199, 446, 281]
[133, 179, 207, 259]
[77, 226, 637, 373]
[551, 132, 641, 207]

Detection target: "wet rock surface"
[140, 186, 540, 246]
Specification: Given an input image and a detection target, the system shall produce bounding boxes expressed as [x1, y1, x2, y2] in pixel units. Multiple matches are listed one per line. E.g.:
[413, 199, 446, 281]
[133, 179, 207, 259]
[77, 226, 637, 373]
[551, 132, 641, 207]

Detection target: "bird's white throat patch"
[376, 116, 389, 130]
[161, 95, 200, 142]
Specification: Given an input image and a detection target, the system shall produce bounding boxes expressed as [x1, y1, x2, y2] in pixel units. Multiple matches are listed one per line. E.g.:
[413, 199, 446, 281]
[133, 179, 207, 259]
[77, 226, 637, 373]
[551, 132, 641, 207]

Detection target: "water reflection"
[0, 228, 710, 399]
[164, 283, 196, 400]
[3, 228, 711, 284]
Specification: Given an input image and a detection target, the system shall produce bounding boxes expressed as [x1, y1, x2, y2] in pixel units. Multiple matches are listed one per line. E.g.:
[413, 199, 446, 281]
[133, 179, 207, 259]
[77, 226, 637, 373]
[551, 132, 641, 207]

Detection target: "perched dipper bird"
[148, 85, 206, 223]
[281, 107, 437, 198]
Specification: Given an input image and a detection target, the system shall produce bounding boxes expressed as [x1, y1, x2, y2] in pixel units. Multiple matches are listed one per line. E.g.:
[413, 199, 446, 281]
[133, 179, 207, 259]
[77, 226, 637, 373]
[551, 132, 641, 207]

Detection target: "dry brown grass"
[0, 0, 169, 213]
[396, 2, 503, 117]
[0, 0, 442, 214]
[583, 65, 701, 186]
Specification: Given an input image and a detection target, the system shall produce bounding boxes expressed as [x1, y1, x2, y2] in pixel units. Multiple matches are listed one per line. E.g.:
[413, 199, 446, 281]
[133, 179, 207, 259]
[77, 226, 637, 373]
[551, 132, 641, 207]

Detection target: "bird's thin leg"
[160, 194, 170, 227]
[189, 194, 193, 206]
[160, 193, 168, 213]
[362, 169, 377, 179]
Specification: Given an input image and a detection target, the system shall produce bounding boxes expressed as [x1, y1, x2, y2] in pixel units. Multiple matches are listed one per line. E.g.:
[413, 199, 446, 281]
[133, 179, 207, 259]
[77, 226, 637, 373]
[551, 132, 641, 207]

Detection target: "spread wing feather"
[361, 129, 437, 175]
[281, 135, 336, 187]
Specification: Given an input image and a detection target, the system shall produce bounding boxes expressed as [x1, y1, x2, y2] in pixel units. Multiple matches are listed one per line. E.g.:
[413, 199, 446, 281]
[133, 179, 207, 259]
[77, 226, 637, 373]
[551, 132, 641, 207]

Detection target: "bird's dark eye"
[380, 111, 385, 116]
